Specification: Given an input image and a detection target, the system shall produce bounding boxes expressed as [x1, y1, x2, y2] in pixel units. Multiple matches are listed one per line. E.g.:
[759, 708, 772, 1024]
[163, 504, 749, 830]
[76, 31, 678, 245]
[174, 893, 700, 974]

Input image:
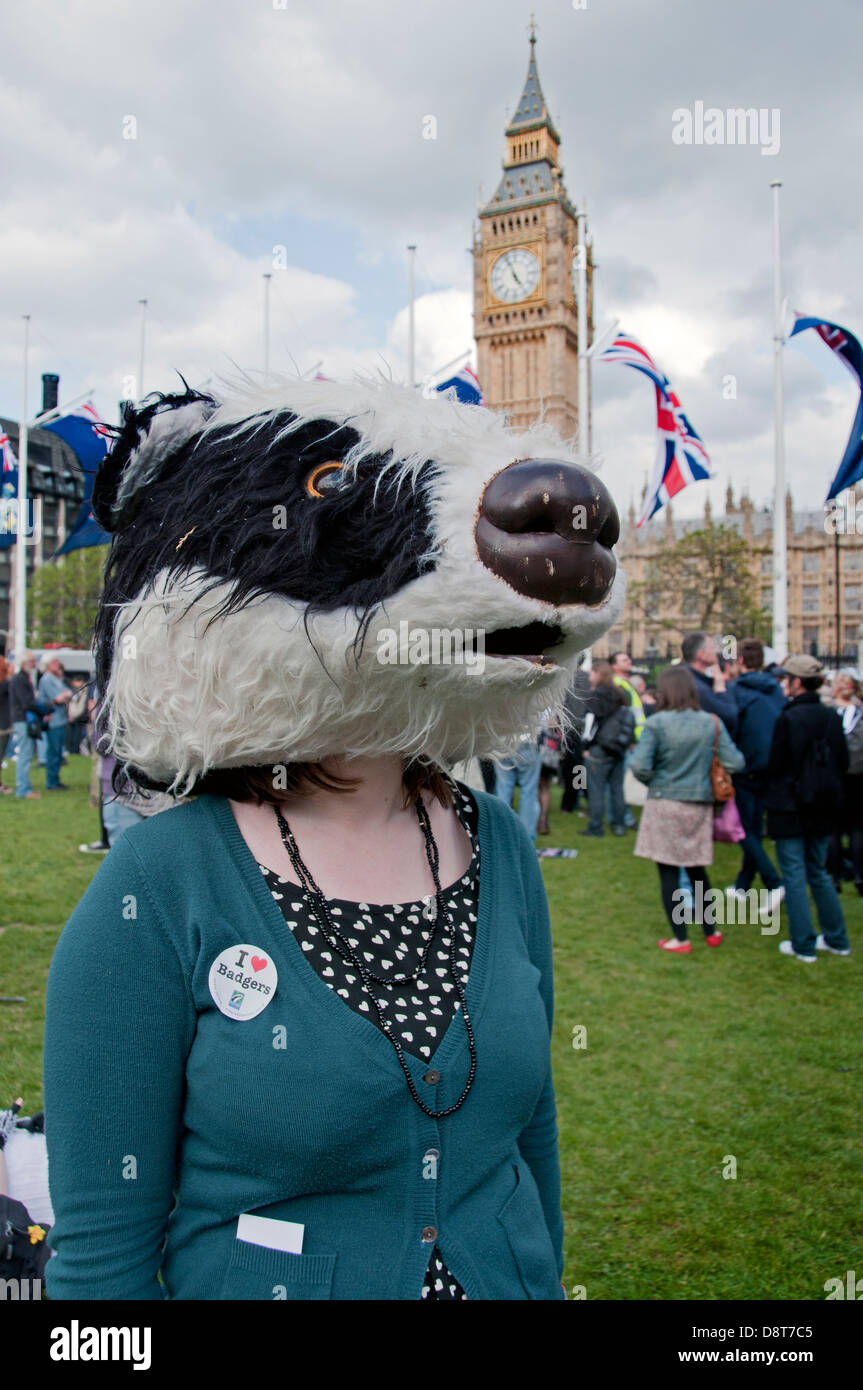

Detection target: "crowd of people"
[0, 652, 87, 798]
[3, 633, 860, 966]
[0, 650, 173, 848]
[495, 632, 857, 963]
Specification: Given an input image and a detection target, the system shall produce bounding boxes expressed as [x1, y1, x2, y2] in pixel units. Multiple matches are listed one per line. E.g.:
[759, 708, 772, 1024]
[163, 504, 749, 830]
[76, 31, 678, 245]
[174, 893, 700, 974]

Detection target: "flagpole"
[14, 315, 30, 661]
[407, 245, 417, 388]
[576, 211, 588, 453]
[27, 387, 96, 431]
[137, 298, 148, 401]
[771, 180, 788, 660]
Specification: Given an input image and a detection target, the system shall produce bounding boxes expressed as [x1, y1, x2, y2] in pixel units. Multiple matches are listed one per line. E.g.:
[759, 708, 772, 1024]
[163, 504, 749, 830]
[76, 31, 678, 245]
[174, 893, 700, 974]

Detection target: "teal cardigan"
[43, 790, 565, 1300]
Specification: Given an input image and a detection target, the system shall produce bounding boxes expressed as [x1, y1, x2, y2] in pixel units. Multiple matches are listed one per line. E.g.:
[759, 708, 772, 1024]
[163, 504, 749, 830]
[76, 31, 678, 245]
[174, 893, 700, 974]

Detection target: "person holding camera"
[36, 656, 73, 791]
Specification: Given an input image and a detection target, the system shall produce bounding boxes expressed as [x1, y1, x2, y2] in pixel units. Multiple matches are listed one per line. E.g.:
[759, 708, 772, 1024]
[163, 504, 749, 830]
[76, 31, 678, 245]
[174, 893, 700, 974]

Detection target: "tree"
[627, 522, 772, 644]
[30, 547, 107, 648]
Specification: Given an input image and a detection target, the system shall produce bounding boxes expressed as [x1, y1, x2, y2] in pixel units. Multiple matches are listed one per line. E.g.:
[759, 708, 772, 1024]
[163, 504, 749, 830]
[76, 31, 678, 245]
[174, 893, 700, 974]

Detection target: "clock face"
[490, 248, 541, 303]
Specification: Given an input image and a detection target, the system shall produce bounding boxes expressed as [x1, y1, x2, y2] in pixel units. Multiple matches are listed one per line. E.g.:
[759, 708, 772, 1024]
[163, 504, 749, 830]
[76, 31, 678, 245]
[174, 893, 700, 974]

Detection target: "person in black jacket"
[0, 656, 13, 793]
[728, 638, 785, 907]
[560, 660, 590, 814]
[8, 651, 43, 800]
[581, 660, 628, 838]
[764, 655, 851, 962]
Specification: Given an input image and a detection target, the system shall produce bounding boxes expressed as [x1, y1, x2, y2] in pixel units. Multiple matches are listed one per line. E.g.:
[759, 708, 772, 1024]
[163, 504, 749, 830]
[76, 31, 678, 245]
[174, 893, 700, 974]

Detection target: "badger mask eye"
[305, 462, 347, 498]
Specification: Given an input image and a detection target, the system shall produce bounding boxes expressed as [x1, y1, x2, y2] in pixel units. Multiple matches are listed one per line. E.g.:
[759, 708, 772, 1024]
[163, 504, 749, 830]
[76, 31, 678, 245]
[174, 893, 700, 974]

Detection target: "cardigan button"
[421, 1226, 437, 1243]
[423, 1069, 441, 1085]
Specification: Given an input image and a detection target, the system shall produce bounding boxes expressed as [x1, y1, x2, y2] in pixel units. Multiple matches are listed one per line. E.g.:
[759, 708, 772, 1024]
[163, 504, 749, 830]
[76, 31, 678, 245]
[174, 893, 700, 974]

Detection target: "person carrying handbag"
[630, 665, 744, 954]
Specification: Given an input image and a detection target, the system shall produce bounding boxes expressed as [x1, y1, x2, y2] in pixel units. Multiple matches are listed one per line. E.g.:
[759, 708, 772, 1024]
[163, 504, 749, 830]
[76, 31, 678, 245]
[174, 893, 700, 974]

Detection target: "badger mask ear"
[92, 387, 219, 533]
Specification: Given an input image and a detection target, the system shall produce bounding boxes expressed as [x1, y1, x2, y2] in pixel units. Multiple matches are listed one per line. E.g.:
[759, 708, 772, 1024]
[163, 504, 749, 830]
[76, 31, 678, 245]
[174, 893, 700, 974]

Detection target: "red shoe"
[657, 938, 692, 954]
[704, 932, 724, 947]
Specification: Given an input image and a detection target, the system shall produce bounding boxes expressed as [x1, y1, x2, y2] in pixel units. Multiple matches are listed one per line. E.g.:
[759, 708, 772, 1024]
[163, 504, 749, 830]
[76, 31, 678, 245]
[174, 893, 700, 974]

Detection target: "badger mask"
[92, 377, 625, 795]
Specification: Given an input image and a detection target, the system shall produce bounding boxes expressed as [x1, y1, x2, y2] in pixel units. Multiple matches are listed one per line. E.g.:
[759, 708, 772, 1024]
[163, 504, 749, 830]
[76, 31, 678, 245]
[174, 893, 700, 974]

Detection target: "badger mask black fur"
[92, 377, 626, 795]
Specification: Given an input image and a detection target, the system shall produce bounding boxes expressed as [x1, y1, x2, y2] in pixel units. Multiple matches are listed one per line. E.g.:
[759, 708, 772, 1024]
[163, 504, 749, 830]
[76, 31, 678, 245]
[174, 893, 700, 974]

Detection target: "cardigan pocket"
[496, 1161, 558, 1301]
[219, 1238, 337, 1300]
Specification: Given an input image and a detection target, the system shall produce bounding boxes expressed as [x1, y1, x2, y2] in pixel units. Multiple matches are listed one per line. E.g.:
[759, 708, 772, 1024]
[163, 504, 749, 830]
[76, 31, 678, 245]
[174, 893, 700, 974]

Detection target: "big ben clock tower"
[474, 25, 593, 439]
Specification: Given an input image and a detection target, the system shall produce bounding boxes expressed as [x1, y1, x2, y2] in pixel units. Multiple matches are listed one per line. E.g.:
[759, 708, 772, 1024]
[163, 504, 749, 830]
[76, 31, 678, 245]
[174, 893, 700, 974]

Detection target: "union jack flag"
[434, 364, 485, 406]
[789, 313, 863, 500]
[599, 333, 713, 526]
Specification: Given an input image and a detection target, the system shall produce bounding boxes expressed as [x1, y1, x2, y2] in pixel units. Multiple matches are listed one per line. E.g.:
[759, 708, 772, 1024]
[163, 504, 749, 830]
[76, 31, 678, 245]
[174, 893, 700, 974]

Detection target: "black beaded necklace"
[273, 796, 477, 1119]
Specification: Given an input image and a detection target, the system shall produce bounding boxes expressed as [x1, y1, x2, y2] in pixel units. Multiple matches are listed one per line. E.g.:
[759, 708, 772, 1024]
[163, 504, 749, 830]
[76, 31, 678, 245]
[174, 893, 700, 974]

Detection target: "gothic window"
[845, 585, 862, 612]
[761, 587, 772, 611]
[801, 552, 819, 572]
[802, 585, 820, 613]
[844, 625, 859, 652]
[844, 550, 863, 570]
[802, 625, 819, 651]
[682, 591, 699, 617]
[760, 553, 772, 575]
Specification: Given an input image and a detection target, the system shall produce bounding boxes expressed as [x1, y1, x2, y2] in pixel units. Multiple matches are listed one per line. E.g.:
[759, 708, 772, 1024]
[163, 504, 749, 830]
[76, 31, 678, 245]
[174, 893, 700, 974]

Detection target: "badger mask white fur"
[92, 377, 625, 795]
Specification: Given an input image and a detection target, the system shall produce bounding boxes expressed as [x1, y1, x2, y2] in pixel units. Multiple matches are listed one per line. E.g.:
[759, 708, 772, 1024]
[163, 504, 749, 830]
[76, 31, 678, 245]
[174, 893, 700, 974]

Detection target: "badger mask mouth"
[483, 621, 565, 667]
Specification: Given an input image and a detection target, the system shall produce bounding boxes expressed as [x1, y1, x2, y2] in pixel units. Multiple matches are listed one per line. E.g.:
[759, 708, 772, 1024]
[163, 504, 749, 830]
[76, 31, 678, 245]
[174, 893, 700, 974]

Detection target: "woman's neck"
[291, 754, 413, 830]
[228, 755, 470, 903]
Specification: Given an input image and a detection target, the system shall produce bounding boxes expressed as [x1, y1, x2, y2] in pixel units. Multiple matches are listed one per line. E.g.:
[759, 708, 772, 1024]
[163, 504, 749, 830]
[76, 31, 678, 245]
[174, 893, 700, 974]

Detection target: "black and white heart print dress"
[258, 780, 479, 1301]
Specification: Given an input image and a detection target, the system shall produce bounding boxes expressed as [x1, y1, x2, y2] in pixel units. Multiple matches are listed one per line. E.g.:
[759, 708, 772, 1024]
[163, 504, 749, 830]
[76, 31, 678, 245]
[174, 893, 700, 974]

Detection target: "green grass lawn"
[1, 756, 861, 1299]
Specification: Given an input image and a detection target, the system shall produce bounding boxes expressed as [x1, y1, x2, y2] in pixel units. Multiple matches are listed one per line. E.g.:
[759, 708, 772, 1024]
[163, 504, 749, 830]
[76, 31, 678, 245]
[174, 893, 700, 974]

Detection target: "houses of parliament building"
[474, 35, 863, 664]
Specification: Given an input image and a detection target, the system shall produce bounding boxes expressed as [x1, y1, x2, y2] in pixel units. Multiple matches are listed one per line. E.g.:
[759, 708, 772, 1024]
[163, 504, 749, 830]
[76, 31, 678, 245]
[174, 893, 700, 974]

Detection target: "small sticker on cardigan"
[208, 945, 278, 1020]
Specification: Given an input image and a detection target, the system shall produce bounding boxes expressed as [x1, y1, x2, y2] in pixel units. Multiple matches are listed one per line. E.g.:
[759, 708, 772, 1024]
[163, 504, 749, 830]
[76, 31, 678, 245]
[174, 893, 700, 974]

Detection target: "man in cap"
[764, 655, 851, 962]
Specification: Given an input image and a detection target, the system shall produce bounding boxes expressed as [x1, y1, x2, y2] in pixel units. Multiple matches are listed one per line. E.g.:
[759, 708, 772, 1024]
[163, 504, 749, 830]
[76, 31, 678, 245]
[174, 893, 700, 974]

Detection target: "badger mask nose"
[475, 458, 619, 607]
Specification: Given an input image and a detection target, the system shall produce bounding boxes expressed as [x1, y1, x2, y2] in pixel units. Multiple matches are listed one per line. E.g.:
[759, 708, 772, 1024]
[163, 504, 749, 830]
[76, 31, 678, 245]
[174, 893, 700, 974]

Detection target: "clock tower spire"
[474, 31, 593, 438]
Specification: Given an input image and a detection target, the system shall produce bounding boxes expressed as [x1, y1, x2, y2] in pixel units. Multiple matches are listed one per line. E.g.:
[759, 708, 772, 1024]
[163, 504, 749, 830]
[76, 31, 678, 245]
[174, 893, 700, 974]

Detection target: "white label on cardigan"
[208, 944, 278, 1021]
[236, 1214, 304, 1254]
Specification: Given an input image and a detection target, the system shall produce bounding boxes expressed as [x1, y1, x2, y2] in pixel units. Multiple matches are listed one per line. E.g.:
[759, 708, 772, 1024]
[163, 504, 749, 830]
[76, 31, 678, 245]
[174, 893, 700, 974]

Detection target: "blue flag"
[40, 402, 112, 554]
[789, 314, 863, 500]
[0, 426, 18, 551]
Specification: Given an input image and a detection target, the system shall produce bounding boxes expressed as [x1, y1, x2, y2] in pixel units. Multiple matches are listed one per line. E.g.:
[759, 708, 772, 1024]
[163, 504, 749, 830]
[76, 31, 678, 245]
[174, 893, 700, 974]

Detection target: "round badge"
[208, 944, 278, 1021]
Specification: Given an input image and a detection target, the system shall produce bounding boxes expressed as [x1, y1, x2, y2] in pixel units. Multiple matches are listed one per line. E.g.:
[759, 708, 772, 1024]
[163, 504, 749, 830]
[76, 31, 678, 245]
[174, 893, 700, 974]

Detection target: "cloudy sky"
[1, 0, 861, 522]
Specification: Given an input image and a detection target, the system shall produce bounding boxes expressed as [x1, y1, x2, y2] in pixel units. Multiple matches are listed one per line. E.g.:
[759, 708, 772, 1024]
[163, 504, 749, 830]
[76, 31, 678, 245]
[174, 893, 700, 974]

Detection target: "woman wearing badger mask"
[43, 375, 624, 1300]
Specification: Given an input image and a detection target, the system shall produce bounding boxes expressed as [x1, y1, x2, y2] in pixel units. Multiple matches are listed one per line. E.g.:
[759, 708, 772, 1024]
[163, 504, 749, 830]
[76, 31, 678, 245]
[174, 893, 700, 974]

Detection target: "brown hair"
[738, 638, 764, 671]
[193, 759, 453, 810]
[655, 664, 701, 713]
[0, 656, 10, 682]
[592, 660, 616, 687]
